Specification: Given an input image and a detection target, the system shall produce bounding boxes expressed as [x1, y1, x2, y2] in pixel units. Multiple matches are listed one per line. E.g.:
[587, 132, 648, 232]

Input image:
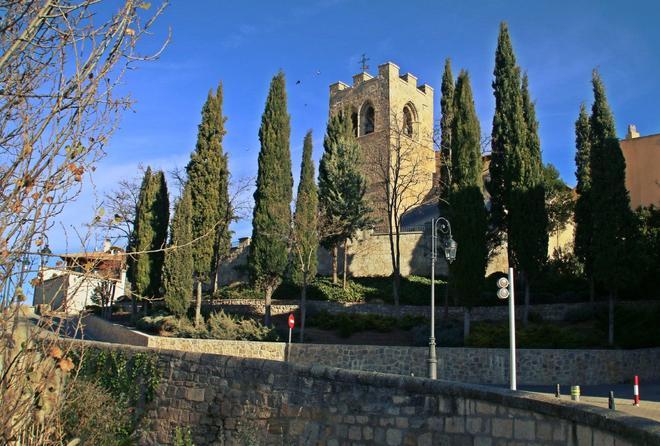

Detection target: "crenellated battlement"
[329, 61, 432, 98]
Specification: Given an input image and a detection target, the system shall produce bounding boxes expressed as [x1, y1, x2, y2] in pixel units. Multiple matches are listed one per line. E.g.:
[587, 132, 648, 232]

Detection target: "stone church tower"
[329, 61, 437, 226]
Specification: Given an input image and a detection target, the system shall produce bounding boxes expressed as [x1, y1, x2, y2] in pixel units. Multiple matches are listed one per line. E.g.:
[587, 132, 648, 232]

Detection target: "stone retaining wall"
[73, 340, 660, 446]
[81, 315, 660, 386]
[206, 299, 639, 322]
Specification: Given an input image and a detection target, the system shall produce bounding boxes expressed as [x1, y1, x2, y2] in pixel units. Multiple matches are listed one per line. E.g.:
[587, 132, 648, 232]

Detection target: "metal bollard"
[609, 391, 616, 410]
[555, 384, 561, 398]
[571, 385, 580, 401]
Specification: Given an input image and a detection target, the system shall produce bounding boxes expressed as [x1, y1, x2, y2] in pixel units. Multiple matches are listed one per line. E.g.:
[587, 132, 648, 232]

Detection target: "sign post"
[496, 268, 517, 391]
[288, 313, 295, 344]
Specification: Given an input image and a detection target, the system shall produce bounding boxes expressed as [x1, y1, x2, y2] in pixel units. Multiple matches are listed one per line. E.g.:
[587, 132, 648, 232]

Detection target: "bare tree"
[0, 1, 168, 443]
[369, 112, 436, 306]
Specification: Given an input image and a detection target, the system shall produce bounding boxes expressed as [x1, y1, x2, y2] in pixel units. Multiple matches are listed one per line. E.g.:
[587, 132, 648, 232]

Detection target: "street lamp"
[428, 217, 457, 379]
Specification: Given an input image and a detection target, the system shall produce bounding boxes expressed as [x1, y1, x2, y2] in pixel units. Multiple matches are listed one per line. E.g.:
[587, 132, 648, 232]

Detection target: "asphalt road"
[493, 382, 660, 423]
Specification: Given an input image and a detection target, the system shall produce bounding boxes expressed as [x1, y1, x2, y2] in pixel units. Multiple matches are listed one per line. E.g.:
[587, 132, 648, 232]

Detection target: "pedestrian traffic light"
[497, 276, 510, 299]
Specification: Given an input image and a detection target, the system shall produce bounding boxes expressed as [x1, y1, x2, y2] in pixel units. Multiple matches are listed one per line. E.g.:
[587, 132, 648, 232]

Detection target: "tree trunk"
[392, 269, 401, 308]
[463, 307, 471, 339]
[130, 285, 138, 324]
[195, 281, 202, 327]
[299, 277, 307, 343]
[608, 291, 615, 346]
[589, 277, 595, 304]
[523, 273, 530, 327]
[331, 245, 338, 285]
[264, 285, 273, 327]
[212, 259, 219, 296]
[342, 239, 348, 290]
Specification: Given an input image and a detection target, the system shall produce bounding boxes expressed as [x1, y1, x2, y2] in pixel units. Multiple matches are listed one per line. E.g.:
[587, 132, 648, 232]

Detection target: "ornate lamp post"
[428, 217, 457, 379]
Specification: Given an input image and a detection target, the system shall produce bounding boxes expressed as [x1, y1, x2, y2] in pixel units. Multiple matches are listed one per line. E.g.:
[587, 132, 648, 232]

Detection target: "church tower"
[329, 61, 437, 225]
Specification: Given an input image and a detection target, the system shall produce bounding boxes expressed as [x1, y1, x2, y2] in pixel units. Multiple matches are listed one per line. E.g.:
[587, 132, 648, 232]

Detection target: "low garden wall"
[73, 340, 660, 445]
[81, 315, 660, 386]
[205, 299, 639, 322]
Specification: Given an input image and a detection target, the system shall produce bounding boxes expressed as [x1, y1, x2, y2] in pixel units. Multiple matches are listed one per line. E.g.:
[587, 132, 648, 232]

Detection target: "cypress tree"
[439, 58, 455, 207]
[448, 71, 488, 337]
[163, 186, 194, 318]
[318, 111, 371, 289]
[292, 131, 318, 341]
[250, 71, 293, 326]
[133, 167, 169, 301]
[186, 83, 231, 292]
[488, 22, 527, 247]
[573, 103, 594, 301]
[588, 70, 633, 345]
[511, 73, 548, 325]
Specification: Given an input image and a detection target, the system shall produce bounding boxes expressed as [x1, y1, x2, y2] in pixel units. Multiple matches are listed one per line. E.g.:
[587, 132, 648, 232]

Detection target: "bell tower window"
[402, 104, 415, 137]
[360, 102, 375, 136]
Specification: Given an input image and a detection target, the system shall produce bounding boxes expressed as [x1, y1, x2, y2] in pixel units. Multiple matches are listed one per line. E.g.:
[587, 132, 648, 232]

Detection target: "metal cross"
[359, 53, 369, 72]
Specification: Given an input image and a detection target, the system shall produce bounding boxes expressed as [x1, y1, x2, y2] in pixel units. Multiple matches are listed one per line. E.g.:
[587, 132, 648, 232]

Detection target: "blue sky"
[55, 0, 660, 251]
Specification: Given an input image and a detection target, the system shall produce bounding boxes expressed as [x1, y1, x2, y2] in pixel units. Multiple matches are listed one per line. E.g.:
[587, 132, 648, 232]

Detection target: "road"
[497, 382, 660, 423]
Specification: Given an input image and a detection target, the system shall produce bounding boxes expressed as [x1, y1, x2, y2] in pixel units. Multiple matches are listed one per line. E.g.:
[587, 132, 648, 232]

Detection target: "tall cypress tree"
[488, 22, 527, 248]
[133, 167, 169, 301]
[511, 73, 548, 325]
[439, 58, 455, 207]
[163, 185, 194, 317]
[292, 131, 318, 341]
[186, 83, 231, 291]
[250, 71, 293, 326]
[318, 111, 371, 289]
[589, 70, 633, 345]
[573, 103, 594, 301]
[449, 71, 488, 337]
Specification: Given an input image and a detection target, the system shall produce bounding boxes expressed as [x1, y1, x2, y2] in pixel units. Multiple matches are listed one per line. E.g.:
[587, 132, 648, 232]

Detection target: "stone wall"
[206, 299, 638, 322]
[81, 315, 660, 386]
[74, 341, 660, 446]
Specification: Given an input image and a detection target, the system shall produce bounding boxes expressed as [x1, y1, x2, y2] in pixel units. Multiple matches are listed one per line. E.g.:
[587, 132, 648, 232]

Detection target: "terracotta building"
[620, 125, 660, 209]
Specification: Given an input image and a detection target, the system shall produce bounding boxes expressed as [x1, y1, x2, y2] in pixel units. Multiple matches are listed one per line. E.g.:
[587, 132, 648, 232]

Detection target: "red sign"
[288, 313, 295, 329]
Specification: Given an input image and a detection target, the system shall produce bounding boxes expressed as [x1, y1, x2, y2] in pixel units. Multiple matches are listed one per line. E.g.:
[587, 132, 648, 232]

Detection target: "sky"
[53, 0, 660, 252]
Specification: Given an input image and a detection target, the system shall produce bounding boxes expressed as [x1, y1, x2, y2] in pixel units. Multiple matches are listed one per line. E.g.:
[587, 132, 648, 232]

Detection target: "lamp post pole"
[429, 218, 437, 379]
[428, 217, 456, 380]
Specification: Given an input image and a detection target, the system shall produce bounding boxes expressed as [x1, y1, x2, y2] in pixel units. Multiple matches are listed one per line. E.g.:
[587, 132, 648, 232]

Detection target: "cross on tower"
[359, 53, 369, 72]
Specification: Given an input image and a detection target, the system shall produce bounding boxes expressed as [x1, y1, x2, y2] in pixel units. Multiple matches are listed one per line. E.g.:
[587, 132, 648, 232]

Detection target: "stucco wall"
[82, 315, 660, 386]
[70, 340, 660, 446]
[620, 134, 660, 209]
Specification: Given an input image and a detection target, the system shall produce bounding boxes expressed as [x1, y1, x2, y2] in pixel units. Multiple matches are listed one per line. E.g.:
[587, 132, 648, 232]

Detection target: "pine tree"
[132, 168, 169, 302]
[588, 70, 633, 345]
[448, 71, 488, 338]
[186, 83, 231, 292]
[250, 72, 293, 326]
[511, 73, 548, 325]
[318, 111, 371, 289]
[573, 103, 594, 301]
[163, 186, 194, 317]
[488, 22, 527, 246]
[439, 58, 455, 207]
[292, 131, 318, 342]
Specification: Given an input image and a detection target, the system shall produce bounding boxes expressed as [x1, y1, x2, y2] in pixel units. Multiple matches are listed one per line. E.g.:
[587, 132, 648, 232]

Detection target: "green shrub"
[563, 305, 596, 323]
[206, 310, 279, 341]
[307, 311, 425, 337]
[173, 426, 195, 446]
[465, 321, 604, 349]
[174, 317, 210, 339]
[135, 311, 177, 334]
[62, 379, 133, 446]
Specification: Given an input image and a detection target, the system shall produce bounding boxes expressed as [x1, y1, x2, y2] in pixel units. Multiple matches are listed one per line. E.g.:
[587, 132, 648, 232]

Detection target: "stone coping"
[65, 339, 660, 445]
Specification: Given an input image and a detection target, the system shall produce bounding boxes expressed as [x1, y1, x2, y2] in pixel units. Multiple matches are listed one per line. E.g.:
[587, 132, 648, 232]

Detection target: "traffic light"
[497, 276, 510, 300]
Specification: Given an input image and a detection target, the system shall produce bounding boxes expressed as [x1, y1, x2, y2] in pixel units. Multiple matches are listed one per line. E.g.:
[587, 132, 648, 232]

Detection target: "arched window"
[402, 104, 415, 137]
[360, 102, 375, 136]
[351, 111, 358, 137]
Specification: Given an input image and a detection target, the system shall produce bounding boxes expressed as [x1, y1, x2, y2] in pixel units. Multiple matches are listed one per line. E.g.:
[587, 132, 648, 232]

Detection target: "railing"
[371, 224, 428, 235]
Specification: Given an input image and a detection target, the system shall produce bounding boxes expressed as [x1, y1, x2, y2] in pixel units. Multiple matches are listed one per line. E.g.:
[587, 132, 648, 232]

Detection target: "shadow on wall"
[218, 229, 450, 288]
